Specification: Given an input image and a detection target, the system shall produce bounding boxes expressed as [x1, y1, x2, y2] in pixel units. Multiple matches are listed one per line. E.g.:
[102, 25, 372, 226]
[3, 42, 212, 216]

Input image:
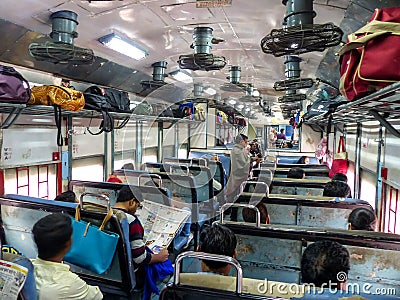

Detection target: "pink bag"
[329, 136, 348, 178]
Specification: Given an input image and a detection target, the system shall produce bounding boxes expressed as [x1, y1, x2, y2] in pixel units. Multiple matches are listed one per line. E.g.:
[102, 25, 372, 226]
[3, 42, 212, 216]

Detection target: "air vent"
[280, 103, 301, 110]
[261, 23, 343, 57]
[141, 61, 168, 91]
[221, 66, 252, 92]
[278, 94, 306, 103]
[274, 78, 314, 91]
[178, 27, 226, 71]
[29, 10, 94, 64]
[260, 100, 272, 116]
[182, 83, 209, 103]
[260, 0, 343, 57]
[238, 84, 262, 103]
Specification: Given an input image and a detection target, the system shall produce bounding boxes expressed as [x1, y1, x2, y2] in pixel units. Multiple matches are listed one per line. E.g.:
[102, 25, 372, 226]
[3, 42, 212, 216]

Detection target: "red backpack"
[339, 7, 400, 101]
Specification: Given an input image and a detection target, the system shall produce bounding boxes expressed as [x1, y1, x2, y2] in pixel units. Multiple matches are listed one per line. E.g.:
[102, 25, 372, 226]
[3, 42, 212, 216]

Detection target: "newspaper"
[137, 200, 191, 253]
[0, 259, 28, 300]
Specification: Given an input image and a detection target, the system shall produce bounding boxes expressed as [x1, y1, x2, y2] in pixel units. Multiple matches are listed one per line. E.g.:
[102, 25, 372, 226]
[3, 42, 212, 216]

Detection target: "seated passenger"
[323, 180, 351, 197]
[331, 173, 348, 183]
[242, 203, 270, 224]
[331, 173, 352, 197]
[106, 172, 123, 183]
[301, 240, 350, 290]
[287, 167, 305, 179]
[197, 223, 237, 276]
[297, 156, 310, 164]
[348, 208, 377, 231]
[32, 213, 103, 300]
[113, 186, 169, 286]
[121, 162, 135, 170]
[54, 190, 77, 203]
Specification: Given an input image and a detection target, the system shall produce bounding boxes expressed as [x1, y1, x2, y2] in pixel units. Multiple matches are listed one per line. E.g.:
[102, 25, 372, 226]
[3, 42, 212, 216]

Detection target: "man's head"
[32, 213, 73, 260]
[61, 79, 70, 87]
[301, 240, 350, 289]
[116, 186, 143, 214]
[242, 203, 270, 224]
[54, 190, 77, 203]
[348, 208, 377, 231]
[298, 156, 310, 164]
[235, 134, 249, 146]
[198, 223, 237, 275]
[332, 173, 348, 183]
[280, 129, 285, 134]
[323, 181, 351, 197]
[287, 167, 305, 179]
[121, 163, 135, 170]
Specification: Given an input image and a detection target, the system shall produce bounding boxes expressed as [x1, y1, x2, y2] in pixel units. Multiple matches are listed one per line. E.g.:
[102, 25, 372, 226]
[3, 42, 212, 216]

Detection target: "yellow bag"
[194, 104, 206, 121]
[29, 85, 85, 112]
[334, 151, 347, 160]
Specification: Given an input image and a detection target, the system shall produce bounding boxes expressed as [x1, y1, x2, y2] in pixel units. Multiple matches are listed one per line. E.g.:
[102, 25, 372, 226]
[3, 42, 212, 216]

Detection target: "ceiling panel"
[2, 0, 394, 122]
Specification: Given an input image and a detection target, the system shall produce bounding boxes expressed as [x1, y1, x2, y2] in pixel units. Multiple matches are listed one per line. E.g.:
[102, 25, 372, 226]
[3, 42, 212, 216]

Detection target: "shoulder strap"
[86, 110, 114, 135]
[53, 105, 63, 146]
[337, 136, 346, 153]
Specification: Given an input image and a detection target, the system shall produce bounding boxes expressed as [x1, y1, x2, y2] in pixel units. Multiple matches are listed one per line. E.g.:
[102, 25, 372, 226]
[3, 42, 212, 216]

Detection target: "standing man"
[226, 134, 261, 221]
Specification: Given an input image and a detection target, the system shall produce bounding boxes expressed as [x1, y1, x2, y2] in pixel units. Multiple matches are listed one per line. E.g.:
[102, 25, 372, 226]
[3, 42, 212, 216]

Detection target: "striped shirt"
[122, 209, 152, 267]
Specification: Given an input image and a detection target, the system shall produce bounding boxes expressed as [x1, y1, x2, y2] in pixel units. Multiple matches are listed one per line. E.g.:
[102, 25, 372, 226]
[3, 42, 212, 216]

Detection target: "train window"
[4, 165, 57, 199]
[72, 157, 103, 182]
[385, 187, 400, 234]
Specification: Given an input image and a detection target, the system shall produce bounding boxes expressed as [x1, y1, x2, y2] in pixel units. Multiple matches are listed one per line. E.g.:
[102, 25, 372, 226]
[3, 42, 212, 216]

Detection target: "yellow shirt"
[32, 258, 103, 300]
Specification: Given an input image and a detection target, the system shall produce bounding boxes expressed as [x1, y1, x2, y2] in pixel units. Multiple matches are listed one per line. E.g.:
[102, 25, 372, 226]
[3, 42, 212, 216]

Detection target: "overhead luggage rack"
[305, 82, 400, 130]
[0, 103, 200, 129]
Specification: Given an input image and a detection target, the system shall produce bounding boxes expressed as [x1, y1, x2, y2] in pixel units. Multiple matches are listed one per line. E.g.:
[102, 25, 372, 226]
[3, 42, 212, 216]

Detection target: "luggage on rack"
[29, 85, 86, 146]
[339, 7, 400, 101]
[83, 86, 115, 135]
[133, 100, 153, 115]
[194, 104, 206, 121]
[84, 86, 130, 113]
[29, 85, 85, 111]
[179, 102, 194, 119]
[152, 102, 174, 117]
[0, 65, 31, 103]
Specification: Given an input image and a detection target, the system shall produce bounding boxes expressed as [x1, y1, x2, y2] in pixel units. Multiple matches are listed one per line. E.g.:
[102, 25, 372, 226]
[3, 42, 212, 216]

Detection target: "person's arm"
[68, 273, 103, 300]
[129, 219, 152, 266]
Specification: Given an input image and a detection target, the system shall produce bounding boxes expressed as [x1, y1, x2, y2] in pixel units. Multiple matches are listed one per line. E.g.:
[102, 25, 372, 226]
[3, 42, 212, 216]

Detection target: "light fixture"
[170, 70, 193, 83]
[228, 98, 236, 105]
[252, 88, 260, 97]
[204, 87, 216, 95]
[98, 33, 148, 60]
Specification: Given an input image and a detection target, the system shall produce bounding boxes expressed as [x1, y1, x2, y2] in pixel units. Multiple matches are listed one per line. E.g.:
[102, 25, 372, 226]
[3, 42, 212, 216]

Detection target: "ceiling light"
[170, 70, 193, 83]
[204, 87, 216, 95]
[98, 33, 148, 60]
[252, 89, 260, 97]
[228, 98, 237, 105]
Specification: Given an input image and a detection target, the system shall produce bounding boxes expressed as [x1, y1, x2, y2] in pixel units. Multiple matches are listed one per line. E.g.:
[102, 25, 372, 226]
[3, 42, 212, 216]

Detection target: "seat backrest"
[70, 180, 171, 206]
[237, 193, 371, 229]
[2, 252, 37, 300]
[276, 163, 329, 170]
[274, 168, 330, 179]
[270, 178, 329, 196]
